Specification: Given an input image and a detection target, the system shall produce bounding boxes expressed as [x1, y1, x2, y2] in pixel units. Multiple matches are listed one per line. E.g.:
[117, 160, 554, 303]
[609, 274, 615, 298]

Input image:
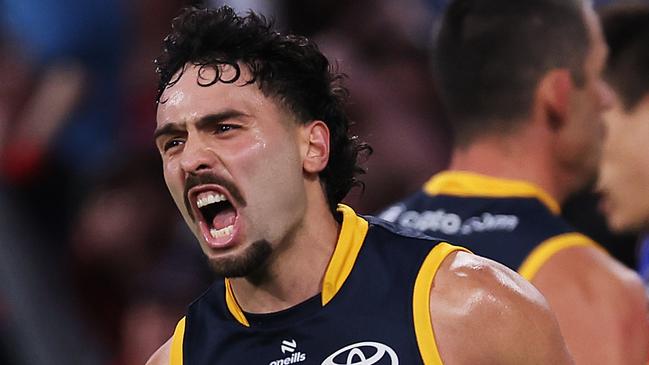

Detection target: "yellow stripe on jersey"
[225, 279, 250, 327]
[423, 171, 561, 215]
[413, 242, 470, 365]
[518, 232, 606, 280]
[223, 204, 369, 324]
[170, 317, 186, 365]
[322, 204, 369, 305]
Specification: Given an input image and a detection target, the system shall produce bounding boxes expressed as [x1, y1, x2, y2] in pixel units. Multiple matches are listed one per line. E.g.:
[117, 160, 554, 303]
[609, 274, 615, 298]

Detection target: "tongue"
[212, 207, 236, 230]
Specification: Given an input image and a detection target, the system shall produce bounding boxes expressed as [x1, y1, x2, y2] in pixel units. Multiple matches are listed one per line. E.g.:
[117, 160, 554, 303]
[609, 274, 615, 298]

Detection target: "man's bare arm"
[533, 246, 649, 365]
[430, 251, 574, 365]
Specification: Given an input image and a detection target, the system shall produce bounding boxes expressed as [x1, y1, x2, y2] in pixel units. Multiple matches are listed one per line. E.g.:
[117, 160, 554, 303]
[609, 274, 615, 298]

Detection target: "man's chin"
[208, 240, 272, 278]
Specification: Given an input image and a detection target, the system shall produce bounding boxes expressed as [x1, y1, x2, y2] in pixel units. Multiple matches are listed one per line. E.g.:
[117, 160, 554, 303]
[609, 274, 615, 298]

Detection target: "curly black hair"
[155, 6, 371, 213]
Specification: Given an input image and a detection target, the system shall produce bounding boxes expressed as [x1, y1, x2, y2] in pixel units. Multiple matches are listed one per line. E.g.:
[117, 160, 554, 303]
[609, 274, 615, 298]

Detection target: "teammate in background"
[146, 6, 573, 365]
[598, 3, 649, 234]
[598, 2, 649, 287]
[380, 0, 649, 364]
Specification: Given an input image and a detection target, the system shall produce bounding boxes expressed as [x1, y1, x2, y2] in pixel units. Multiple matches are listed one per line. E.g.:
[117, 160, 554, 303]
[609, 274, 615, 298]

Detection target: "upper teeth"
[196, 193, 227, 208]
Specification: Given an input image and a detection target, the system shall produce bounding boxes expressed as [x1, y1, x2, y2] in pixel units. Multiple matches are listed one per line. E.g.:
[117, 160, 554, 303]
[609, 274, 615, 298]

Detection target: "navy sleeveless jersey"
[169, 204, 467, 365]
[379, 171, 601, 280]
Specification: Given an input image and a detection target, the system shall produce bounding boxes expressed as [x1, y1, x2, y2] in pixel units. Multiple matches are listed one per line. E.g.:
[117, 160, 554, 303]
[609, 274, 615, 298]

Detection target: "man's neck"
[228, 194, 341, 314]
[448, 133, 568, 203]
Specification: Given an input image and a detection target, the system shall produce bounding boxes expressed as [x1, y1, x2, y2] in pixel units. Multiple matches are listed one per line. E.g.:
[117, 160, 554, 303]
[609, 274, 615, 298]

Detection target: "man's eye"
[216, 124, 239, 134]
[163, 139, 184, 151]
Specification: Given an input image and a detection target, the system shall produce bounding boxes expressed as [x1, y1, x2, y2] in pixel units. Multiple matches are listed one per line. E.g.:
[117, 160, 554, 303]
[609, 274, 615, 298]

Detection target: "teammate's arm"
[532, 246, 649, 365]
[145, 337, 172, 365]
[430, 251, 574, 364]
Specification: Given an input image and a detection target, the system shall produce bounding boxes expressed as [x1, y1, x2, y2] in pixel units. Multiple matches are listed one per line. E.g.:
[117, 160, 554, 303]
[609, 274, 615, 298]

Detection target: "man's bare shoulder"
[536, 243, 644, 297]
[429, 251, 573, 364]
[533, 244, 647, 326]
[533, 245, 649, 364]
[146, 337, 172, 365]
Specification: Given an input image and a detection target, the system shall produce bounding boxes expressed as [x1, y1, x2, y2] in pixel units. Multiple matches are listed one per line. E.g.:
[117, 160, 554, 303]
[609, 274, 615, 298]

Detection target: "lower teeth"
[210, 225, 233, 238]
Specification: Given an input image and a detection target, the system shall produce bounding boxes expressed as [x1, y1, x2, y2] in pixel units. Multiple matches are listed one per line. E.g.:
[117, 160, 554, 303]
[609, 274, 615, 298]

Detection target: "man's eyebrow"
[195, 109, 247, 129]
[153, 110, 247, 140]
[154, 122, 186, 140]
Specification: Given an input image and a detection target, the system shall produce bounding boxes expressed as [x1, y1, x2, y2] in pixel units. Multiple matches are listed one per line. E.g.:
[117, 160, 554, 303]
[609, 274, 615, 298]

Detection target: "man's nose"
[179, 135, 215, 174]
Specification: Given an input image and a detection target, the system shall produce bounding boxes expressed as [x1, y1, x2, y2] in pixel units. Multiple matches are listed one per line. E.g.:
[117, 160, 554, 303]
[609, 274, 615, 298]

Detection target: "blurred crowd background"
[0, 0, 643, 364]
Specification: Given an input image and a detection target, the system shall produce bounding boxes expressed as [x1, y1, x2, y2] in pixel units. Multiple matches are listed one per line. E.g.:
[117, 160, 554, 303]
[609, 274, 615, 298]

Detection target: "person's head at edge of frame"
[153, 6, 371, 277]
[596, 2, 649, 234]
[434, 0, 613, 199]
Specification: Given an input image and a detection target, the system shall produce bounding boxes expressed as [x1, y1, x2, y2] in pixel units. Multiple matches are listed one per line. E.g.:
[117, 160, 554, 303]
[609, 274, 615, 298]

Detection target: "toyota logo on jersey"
[321, 341, 398, 365]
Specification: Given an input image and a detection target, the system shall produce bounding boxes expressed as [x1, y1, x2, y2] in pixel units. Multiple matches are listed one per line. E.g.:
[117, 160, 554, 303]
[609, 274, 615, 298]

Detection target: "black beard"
[209, 240, 272, 279]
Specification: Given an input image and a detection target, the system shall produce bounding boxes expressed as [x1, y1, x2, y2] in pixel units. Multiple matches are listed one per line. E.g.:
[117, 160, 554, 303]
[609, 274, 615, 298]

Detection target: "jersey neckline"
[224, 204, 369, 327]
[423, 170, 561, 215]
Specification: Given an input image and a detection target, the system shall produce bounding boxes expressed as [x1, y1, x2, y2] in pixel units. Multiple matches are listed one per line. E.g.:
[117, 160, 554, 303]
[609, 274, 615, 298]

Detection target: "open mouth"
[193, 189, 239, 246]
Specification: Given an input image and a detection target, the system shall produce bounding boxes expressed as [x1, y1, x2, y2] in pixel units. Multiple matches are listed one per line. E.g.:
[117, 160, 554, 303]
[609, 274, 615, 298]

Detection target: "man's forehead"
[155, 62, 295, 132]
[157, 63, 257, 121]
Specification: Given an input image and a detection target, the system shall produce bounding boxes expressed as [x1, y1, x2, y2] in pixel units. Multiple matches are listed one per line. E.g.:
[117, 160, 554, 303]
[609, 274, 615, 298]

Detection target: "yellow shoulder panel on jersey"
[423, 171, 561, 215]
[223, 204, 368, 324]
[518, 232, 606, 280]
[413, 242, 470, 365]
[169, 317, 186, 365]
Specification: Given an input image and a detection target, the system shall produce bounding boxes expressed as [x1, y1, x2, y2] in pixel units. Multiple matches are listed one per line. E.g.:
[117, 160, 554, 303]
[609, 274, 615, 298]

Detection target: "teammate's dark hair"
[155, 6, 371, 213]
[434, 0, 589, 146]
[600, 2, 649, 111]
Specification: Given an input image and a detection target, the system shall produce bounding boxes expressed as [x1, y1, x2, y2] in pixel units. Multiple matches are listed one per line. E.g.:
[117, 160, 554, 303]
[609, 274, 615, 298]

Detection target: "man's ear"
[536, 69, 574, 131]
[301, 120, 330, 174]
